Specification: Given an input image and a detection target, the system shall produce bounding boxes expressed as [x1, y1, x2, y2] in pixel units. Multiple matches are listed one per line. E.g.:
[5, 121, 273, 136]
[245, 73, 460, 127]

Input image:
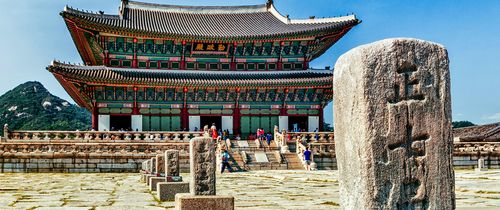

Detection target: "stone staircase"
[283, 153, 304, 170]
[314, 154, 337, 170]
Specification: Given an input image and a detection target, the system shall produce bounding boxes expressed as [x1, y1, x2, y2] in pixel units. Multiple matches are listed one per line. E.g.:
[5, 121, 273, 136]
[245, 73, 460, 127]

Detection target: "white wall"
[308, 116, 320, 132]
[222, 116, 233, 134]
[98, 115, 110, 131]
[279, 116, 289, 131]
[189, 116, 200, 131]
[131, 115, 143, 132]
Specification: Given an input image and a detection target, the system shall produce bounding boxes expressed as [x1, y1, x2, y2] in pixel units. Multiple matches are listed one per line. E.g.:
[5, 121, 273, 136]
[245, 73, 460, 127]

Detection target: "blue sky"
[0, 0, 498, 125]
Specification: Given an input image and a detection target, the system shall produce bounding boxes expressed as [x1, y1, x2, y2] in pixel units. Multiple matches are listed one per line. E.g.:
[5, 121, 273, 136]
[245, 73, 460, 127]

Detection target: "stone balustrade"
[5, 130, 204, 142]
[453, 142, 500, 154]
[0, 141, 189, 155]
[287, 132, 334, 143]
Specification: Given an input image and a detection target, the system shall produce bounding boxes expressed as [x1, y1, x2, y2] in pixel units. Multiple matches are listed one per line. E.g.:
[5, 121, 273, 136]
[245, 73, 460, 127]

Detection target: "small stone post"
[333, 38, 455, 209]
[175, 137, 234, 209]
[476, 158, 487, 171]
[190, 137, 216, 195]
[3, 124, 10, 140]
[166, 149, 180, 177]
[156, 154, 165, 175]
[157, 150, 188, 201]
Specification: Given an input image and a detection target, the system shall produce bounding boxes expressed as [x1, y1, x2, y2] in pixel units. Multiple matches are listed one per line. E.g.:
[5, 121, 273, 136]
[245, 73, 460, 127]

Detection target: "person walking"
[303, 147, 312, 171]
[221, 149, 233, 173]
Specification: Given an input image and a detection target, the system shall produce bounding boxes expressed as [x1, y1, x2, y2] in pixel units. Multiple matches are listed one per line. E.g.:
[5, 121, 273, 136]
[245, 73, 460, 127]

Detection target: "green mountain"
[0, 81, 90, 136]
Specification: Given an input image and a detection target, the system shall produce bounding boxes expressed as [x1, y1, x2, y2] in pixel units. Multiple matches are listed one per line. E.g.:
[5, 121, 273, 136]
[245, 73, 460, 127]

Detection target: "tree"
[452, 121, 475, 128]
[323, 122, 333, 131]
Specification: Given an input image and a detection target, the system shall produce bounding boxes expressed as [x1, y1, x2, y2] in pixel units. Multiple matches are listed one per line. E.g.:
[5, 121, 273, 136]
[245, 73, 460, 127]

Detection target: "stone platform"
[0, 170, 498, 209]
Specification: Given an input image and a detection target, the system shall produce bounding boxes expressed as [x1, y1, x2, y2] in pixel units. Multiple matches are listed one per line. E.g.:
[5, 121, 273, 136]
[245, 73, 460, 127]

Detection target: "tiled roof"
[453, 122, 500, 142]
[61, 1, 360, 40]
[47, 61, 333, 88]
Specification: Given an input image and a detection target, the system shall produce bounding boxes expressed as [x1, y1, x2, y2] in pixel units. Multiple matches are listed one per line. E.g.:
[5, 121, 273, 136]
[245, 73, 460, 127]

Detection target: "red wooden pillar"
[132, 87, 139, 115]
[319, 105, 324, 132]
[230, 42, 237, 70]
[233, 87, 241, 135]
[181, 87, 189, 131]
[132, 38, 138, 68]
[91, 102, 98, 130]
[180, 41, 186, 69]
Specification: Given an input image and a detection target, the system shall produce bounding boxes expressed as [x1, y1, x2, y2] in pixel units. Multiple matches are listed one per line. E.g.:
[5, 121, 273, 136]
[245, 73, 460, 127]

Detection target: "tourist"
[194, 127, 198, 132]
[304, 147, 312, 171]
[212, 127, 218, 140]
[220, 149, 232, 173]
[314, 128, 319, 141]
[266, 133, 272, 148]
[235, 135, 241, 141]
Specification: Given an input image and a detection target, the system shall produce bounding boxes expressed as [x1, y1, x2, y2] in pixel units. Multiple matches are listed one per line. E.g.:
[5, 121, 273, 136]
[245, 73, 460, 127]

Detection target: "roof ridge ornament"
[266, 0, 274, 9]
[120, 0, 129, 19]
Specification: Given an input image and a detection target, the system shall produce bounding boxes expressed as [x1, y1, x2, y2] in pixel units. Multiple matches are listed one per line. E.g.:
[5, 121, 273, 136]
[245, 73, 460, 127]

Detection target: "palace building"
[48, 0, 359, 136]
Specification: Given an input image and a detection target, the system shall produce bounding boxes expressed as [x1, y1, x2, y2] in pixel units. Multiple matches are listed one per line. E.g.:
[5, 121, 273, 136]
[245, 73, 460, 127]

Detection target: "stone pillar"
[150, 157, 156, 174]
[476, 158, 487, 171]
[189, 137, 216, 195]
[333, 38, 455, 209]
[3, 124, 10, 140]
[166, 150, 180, 177]
[156, 154, 165, 176]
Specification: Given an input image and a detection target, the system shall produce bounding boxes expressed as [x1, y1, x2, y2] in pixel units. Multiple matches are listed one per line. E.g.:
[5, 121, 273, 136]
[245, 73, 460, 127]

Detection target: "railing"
[287, 132, 334, 143]
[0, 141, 189, 154]
[4, 130, 205, 142]
[453, 142, 500, 154]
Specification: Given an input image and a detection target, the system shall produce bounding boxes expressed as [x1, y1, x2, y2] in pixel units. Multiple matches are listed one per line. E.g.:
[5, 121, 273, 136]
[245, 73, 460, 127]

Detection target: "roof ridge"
[126, 1, 268, 14]
[49, 61, 333, 75]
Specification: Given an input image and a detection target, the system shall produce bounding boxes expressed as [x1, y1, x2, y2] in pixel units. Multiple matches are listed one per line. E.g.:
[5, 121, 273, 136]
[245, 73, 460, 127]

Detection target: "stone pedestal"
[157, 182, 190, 201]
[175, 193, 234, 210]
[149, 177, 165, 191]
[333, 38, 455, 209]
[150, 157, 157, 174]
[476, 158, 488, 171]
[145, 174, 155, 186]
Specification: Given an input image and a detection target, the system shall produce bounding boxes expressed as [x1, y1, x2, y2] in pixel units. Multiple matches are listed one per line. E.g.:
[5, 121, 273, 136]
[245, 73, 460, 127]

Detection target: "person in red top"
[212, 128, 218, 140]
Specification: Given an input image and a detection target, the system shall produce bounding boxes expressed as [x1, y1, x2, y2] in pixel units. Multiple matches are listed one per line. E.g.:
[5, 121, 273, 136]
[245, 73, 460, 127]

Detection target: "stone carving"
[165, 150, 180, 177]
[156, 154, 165, 175]
[189, 137, 216, 195]
[333, 38, 455, 209]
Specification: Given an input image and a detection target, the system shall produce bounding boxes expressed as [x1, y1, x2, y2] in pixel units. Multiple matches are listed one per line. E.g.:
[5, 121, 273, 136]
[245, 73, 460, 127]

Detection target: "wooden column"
[233, 88, 241, 135]
[230, 42, 237, 70]
[132, 87, 139, 115]
[181, 87, 189, 131]
[91, 102, 98, 130]
[319, 104, 325, 131]
[132, 38, 138, 68]
[180, 41, 186, 69]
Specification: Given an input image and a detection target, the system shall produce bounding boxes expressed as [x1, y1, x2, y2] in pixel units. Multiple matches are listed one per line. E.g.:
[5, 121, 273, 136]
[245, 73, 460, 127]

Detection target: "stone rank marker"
[156, 154, 165, 175]
[166, 149, 180, 177]
[333, 38, 455, 210]
[189, 137, 216, 195]
[175, 137, 234, 210]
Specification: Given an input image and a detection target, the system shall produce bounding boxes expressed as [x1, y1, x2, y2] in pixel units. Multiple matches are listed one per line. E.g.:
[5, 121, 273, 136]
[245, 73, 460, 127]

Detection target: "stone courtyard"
[0, 170, 498, 209]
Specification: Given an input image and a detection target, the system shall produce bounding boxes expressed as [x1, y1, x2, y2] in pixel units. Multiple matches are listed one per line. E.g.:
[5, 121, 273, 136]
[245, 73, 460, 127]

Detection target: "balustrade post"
[3, 124, 10, 140]
[43, 133, 51, 140]
[134, 133, 141, 140]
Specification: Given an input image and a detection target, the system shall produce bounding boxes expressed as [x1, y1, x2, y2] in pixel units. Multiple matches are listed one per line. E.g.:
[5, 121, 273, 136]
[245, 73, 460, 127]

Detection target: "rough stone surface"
[145, 175, 155, 186]
[189, 137, 216, 195]
[166, 150, 180, 177]
[150, 157, 157, 174]
[333, 38, 455, 209]
[175, 193, 234, 210]
[149, 177, 165, 191]
[156, 154, 165, 175]
[157, 182, 190, 201]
